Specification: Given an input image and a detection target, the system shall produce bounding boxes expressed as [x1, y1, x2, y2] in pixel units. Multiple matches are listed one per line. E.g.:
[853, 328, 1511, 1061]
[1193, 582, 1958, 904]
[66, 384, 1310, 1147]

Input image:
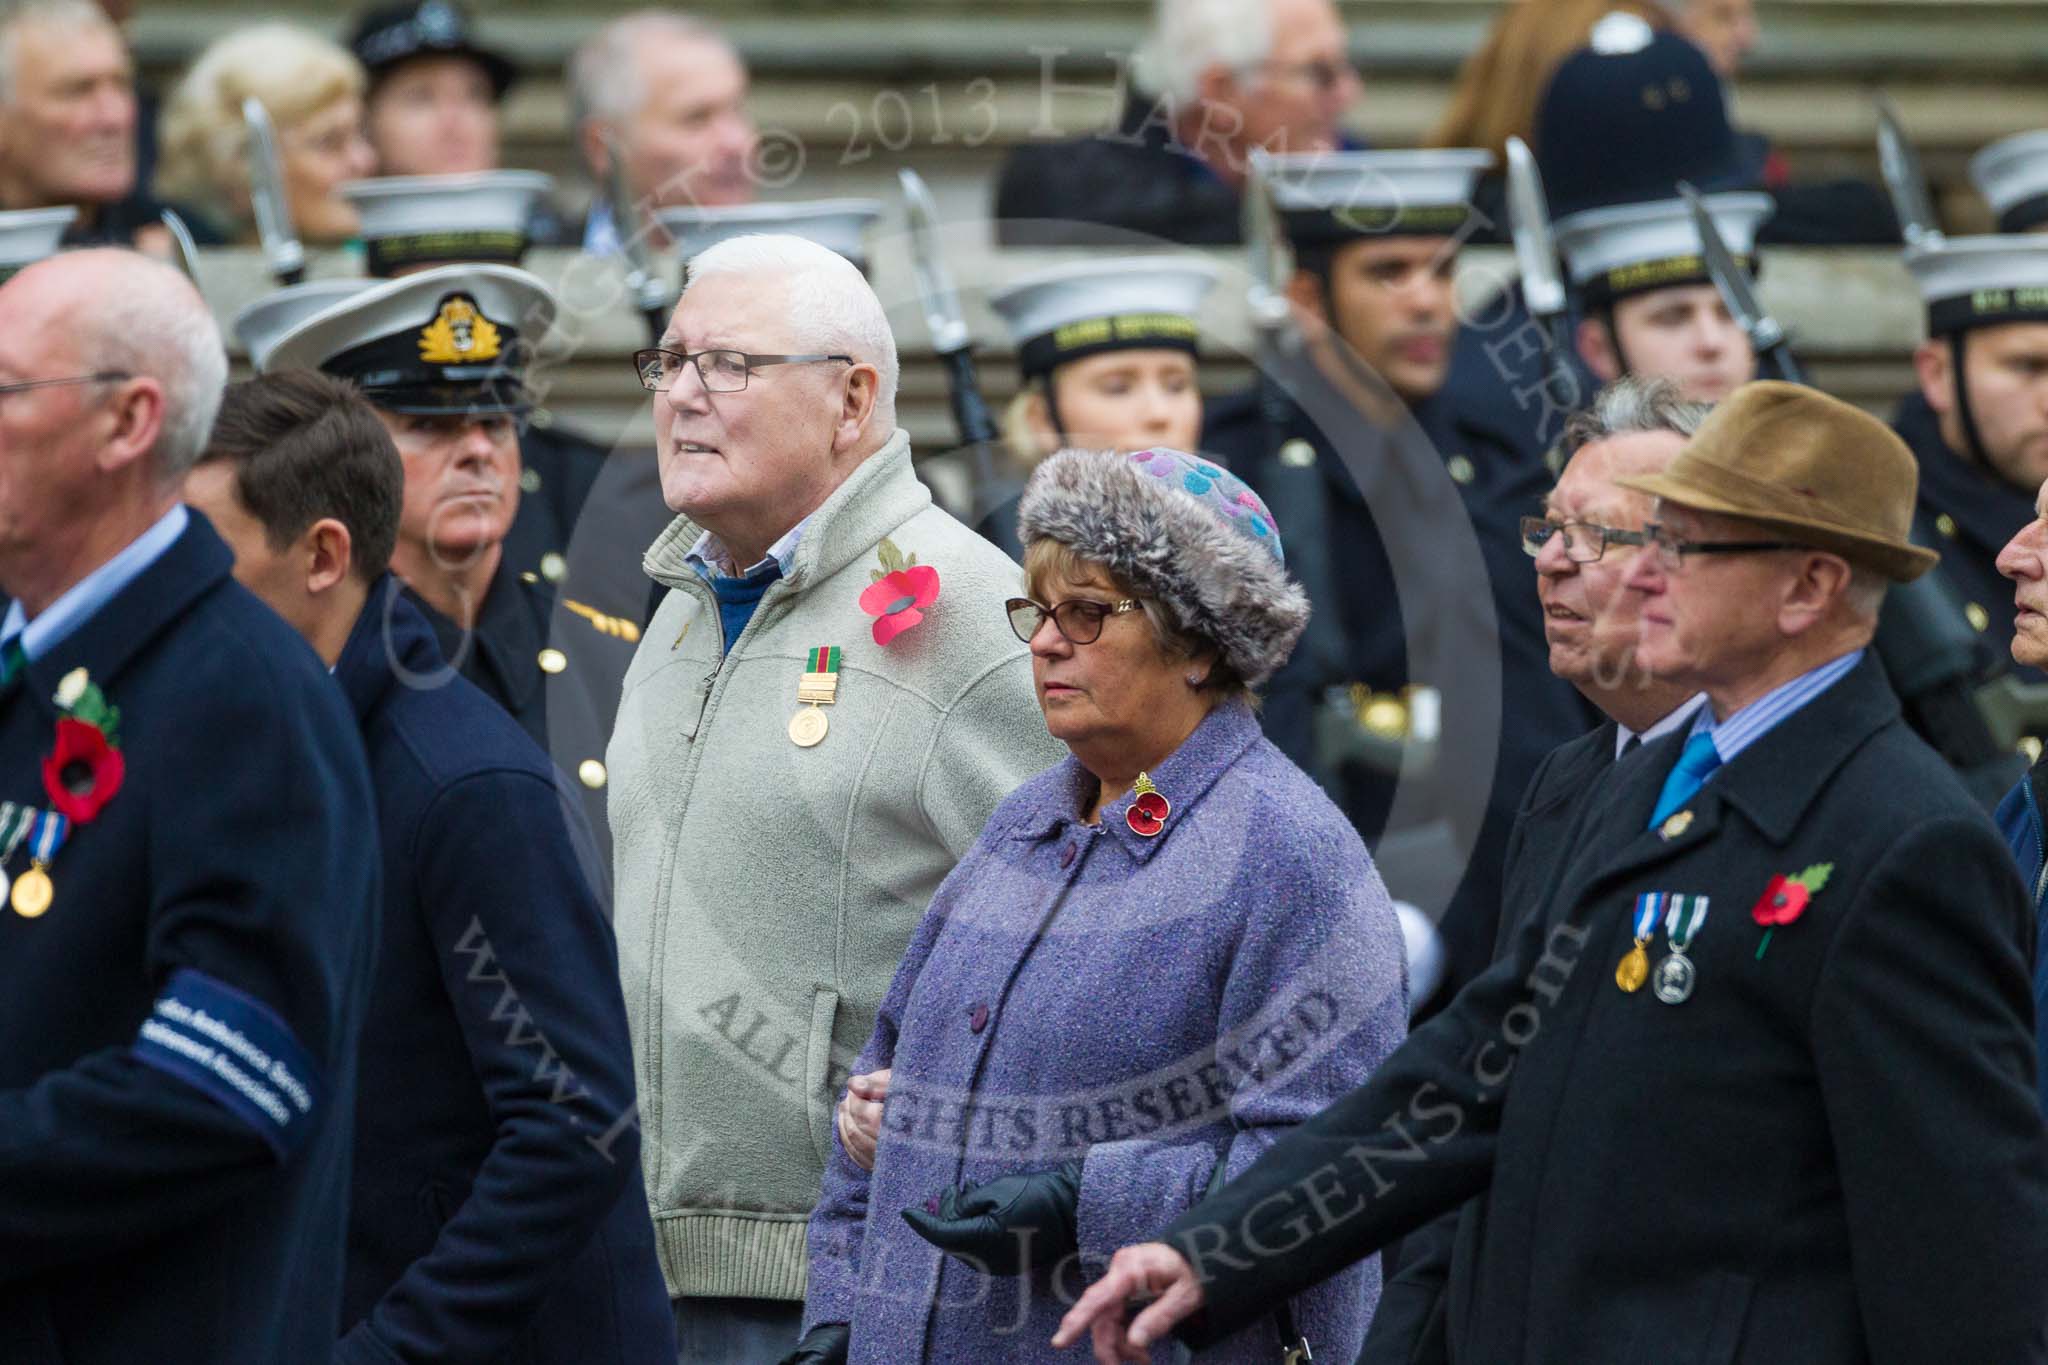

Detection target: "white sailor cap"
[264, 263, 557, 415]
[1253, 148, 1490, 246]
[233, 279, 375, 370]
[0, 206, 74, 278]
[340, 171, 554, 277]
[1554, 192, 1774, 306]
[988, 257, 1219, 379]
[656, 199, 885, 275]
[1969, 131, 2048, 235]
[1905, 235, 2048, 336]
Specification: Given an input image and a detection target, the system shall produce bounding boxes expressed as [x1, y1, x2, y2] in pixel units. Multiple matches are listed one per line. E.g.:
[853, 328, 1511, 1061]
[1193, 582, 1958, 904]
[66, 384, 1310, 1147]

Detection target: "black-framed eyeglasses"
[1005, 596, 1140, 646]
[633, 348, 853, 394]
[0, 371, 131, 401]
[1642, 520, 1812, 572]
[1519, 516, 1650, 563]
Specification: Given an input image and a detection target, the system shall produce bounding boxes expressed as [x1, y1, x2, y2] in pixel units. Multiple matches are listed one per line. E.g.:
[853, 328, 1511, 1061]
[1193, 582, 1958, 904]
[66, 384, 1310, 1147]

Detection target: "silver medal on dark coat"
[1652, 951, 1696, 1004]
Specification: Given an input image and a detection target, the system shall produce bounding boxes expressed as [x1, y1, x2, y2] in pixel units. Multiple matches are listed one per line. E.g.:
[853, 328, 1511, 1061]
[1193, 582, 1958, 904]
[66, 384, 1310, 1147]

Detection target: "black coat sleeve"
[1809, 816, 2048, 1363]
[336, 769, 643, 1364]
[1163, 894, 1588, 1350]
[1354, 741, 1565, 1365]
[0, 655, 377, 1279]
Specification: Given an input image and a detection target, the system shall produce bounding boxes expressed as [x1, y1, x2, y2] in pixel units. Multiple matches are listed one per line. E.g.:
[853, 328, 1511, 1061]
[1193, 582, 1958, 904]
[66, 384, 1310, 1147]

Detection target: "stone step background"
[130, 0, 2048, 237]
[149, 3, 2039, 477]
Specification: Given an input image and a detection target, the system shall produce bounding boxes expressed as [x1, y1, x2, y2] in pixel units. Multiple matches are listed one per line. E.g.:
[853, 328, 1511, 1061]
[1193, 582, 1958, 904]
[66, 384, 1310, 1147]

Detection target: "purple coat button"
[1059, 843, 1076, 868]
[969, 1002, 989, 1033]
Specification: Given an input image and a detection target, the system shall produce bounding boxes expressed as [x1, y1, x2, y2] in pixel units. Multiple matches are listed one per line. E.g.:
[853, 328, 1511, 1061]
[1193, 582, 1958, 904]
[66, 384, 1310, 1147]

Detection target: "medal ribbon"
[0, 802, 35, 863]
[28, 809, 67, 865]
[1663, 894, 1710, 952]
[798, 644, 842, 709]
[1631, 893, 1663, 939]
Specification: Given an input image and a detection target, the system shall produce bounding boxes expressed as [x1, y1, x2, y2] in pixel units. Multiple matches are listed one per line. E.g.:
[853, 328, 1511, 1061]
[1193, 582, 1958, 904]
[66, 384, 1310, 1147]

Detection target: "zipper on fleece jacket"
[636, 567, 795, 1190]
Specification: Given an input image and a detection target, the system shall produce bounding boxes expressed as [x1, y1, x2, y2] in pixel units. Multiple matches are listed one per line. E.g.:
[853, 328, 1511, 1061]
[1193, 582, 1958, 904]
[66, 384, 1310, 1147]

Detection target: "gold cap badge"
[418, 295, 502, 364]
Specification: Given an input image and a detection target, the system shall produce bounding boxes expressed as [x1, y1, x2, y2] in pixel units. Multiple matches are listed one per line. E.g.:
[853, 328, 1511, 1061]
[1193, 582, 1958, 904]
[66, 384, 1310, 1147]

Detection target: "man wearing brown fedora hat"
[1056, 382, 2048, 1364]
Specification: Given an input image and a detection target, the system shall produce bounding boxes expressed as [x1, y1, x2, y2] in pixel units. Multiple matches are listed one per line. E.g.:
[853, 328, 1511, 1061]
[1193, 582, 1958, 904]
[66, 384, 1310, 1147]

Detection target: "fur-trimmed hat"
[1016, 448, 1311, 688]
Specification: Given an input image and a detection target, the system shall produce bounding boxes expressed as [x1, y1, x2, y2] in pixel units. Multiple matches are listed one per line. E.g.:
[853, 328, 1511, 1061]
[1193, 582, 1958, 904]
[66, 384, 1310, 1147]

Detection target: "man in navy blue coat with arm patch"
[0, 251, 381, 1362]
[185, 368, 675, 1364]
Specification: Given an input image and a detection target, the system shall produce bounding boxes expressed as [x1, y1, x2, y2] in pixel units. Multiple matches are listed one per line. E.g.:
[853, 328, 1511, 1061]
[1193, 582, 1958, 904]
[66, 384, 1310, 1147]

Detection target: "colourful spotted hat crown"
[1016, 447, 1309, 687]
[1124, 447, 1287, 566]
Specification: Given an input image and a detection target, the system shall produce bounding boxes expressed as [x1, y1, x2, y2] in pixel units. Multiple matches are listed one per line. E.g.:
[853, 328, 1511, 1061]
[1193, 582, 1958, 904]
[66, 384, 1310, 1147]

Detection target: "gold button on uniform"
[1935, 513, 1957, 539]
[519, 468, 542, 494]
[1360, 695, 1410, 739]
[540, 551, 566, 583]
[1966, 603, 1990, 633]
[1278, 438, 1317, 469]
[578, 759, 607, 789]
[1446, 455, 1476, 486]
[538, 648, 567, 674]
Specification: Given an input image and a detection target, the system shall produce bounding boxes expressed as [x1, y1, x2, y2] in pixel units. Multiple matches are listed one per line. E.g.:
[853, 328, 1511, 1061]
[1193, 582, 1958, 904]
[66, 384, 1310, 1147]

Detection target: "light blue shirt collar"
[685, 515, 811, 583]
[1, 504, 189, 663]
[1688, 648, 1865, 767]
[1617, 692, 1707, 760]
[582, 200, 621, 257]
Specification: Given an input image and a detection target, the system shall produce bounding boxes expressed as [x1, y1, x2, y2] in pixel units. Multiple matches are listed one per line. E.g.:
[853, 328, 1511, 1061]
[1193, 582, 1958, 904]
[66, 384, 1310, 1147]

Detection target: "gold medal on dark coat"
[12, 864, 52, 918]
[1615, 940, 1650, 992]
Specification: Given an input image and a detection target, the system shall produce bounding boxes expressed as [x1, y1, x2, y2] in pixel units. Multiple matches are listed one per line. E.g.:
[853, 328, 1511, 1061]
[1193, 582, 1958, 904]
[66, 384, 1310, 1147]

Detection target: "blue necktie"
[1648, 730, 1722, 830]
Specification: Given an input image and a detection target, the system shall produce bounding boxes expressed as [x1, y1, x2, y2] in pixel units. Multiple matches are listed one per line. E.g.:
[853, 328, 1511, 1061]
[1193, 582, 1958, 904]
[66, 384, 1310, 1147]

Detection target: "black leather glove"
[776, 1322, 850, 1365]
[900, 1160, 1083, 1275]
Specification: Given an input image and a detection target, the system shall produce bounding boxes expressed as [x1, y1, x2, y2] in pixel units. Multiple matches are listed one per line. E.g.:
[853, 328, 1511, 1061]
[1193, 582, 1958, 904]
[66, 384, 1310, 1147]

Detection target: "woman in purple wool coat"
[778, 447, 1410, 1364]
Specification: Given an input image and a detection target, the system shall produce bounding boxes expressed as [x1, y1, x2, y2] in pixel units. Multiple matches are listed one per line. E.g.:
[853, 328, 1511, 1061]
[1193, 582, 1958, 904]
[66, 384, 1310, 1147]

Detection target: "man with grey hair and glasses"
[996, 0, 1361, 246]
[609, 232, 1061, 1362]
[568, 9, 757, 254]
[0, 249, 378, 1359]
[1359, 376, 1709, 1365]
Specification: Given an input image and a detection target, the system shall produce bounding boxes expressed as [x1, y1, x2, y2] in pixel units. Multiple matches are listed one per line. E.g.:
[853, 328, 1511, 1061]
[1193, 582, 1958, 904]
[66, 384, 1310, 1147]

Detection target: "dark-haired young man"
[183, 371, 674, 1365]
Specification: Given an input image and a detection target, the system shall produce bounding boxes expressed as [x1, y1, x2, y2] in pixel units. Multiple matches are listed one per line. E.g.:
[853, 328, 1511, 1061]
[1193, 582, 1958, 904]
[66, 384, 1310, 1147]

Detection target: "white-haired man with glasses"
[608, 232, 1063, 1363]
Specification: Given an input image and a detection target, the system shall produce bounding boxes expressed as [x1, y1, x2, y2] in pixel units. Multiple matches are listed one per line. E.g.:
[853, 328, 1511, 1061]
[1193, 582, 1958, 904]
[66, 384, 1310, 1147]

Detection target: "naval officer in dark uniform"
[1059, 382, 2048, 1365]
[1205, 148, 1597, 1013]
[0, 251, 380, 1361]
[1896, 234, 2048, 685]
[185, 369, 675, 1365]
[261, 262, 635, 884]
[341, 168, 614, 592]
[334, 171, 658, 857]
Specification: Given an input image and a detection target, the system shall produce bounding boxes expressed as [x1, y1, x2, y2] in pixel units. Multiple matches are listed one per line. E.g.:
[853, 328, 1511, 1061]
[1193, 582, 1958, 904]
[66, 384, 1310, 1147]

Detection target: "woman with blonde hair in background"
[157, 23, 376, 247]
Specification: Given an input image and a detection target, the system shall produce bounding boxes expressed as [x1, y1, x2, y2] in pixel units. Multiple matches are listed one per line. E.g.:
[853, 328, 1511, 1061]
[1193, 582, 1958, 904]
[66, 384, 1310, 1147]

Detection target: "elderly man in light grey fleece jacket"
[606, 233, 1064, 1363]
